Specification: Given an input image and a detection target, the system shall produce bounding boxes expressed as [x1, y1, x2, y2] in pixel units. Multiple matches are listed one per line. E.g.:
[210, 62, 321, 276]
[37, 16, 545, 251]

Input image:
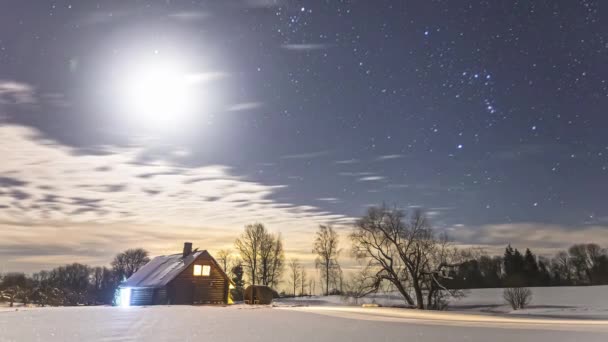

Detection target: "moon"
[121, 60, 198, 129]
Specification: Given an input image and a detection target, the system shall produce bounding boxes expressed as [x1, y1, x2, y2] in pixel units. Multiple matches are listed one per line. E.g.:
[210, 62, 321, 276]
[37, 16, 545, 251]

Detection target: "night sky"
[1, 0, 607, 273]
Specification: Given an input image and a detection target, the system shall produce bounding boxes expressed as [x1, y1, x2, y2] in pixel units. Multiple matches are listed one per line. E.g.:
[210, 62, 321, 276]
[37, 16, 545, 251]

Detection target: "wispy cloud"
[448, 223, 608, 256]
[338, 172, 375, 177]
[0, 124, 350, 272]
[243, 0, 284, 8]
[335, 159, 359, 164]
[316, 197, 340, 203]
[282, 43, 330, 51]
[280, 150, 331, 160]
[358, 176, 385, 182]
[0, 80, 36, 105]
[227, 102, 263, 112]
[168, 11, 210, 21]
[386, 183, 410, 189]
[376, 154, 404, 161]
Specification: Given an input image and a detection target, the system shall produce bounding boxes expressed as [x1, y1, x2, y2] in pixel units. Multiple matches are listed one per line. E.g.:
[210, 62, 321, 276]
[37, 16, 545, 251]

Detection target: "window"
[193, 264, 202, 276]
[193, 264, 211, 276]
[202, 265, 211, 276]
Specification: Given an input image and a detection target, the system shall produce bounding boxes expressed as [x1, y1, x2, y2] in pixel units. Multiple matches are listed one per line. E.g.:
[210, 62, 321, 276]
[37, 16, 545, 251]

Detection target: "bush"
[503, 287, 532, 310]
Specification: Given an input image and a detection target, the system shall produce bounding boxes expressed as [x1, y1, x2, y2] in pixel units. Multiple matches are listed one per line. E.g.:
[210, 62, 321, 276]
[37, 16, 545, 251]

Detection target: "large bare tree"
[350, 205, 467, 309]
[235, 223, 284, 287]
[111, 248, 150, 281]
[313, 224, 341, 295]
[216, 249, 232, 272]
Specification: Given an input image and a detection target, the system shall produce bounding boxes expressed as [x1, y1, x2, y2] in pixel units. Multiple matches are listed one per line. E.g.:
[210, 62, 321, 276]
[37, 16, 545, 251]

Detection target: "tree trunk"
[325, 261, 330, 296]
[413, 280, 425, 309]
[392, 280, 415, 306]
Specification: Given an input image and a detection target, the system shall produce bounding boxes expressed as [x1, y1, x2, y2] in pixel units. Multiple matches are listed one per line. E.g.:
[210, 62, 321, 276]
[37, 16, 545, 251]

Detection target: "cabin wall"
[130, 288, 154, 306]
[168, 253, 228, 304]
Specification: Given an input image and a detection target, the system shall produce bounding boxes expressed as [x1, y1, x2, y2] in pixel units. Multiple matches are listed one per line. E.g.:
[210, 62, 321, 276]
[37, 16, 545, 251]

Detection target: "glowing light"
[193, 264, 202, 276]
[119, 287, 131, 307]
[121, 60, 199, 128]
[202, 265, 211, 276]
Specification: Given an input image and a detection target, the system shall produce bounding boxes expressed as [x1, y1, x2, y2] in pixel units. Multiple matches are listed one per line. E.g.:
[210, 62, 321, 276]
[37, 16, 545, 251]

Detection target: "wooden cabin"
[120, 242, 234, 306]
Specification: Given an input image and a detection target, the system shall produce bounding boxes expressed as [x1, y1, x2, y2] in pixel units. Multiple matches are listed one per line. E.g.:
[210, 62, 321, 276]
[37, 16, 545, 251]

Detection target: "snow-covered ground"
[1, 287, 607, 342]
[275, 285, 608, 319]
[1, 305, 607, 342]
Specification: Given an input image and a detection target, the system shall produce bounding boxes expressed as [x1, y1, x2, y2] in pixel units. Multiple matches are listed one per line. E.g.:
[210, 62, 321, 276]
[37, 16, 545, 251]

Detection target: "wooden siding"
[167, 253, 229, 304]
[130, 288, 154, 306]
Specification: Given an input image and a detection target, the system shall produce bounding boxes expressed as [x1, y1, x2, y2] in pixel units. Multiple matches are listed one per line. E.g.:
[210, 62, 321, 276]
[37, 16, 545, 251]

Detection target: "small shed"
[244, 285, 275, 305]
[119, 242, 234, 306]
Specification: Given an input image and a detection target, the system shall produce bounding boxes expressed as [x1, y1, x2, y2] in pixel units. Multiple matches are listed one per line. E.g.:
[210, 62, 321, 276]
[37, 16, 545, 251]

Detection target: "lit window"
[193, 264, 202, 276]
[193, 264, 211, 276]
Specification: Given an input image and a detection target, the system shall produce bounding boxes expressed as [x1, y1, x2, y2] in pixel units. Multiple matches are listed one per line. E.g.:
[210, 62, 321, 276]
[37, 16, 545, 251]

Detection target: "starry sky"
[1, 0, 607, 273]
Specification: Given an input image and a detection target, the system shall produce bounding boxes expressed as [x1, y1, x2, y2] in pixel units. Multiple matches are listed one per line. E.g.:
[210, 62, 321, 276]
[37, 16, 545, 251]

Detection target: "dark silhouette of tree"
[351, 206, 468, 309]
[111, 248, 150, 281]
[523, 248, 539, 286]
[0, 273, 27, 307]
[230, 260, 245, 301]
[234, 223, 284, 287]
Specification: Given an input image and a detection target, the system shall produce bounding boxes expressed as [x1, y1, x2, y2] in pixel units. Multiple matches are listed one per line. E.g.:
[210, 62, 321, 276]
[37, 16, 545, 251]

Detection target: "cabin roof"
[122, 250, 233, 288]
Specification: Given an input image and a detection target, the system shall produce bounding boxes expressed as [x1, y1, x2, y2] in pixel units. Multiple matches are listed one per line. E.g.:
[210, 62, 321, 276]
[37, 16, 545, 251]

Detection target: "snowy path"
[1, 305, 607, 342]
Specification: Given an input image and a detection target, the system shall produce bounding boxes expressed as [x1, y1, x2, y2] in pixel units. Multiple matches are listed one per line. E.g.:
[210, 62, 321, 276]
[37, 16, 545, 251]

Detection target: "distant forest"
[446, 243, 608, 289]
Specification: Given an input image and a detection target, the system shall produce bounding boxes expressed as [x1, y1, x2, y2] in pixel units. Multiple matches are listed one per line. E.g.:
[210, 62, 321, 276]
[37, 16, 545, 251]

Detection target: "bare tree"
[313, 225, 341, 296]
[111, 248, 150, 281]
[235, 223, 284, 287]
[264, 233, 285, 288]
[300, 268, 307, 296]
[552, 251, 573, 284]
[288, 258, 302, 296]
[309, 279, 315, 296]
[343, 263, 379, 305]
[568, 243, 605, 284]
[235, 223, 264, 285]
[503, 287, 532, 310]
[216, 249, 232, 272]
[351, 205, 468, 309]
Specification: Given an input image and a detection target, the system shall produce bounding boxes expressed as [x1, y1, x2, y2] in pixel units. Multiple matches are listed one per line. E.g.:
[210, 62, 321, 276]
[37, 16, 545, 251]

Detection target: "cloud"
[0, 80, 36, 105]
[0, 124, 351, 272]
[282, 43, 330, 51]
[386, 183, 410, 189]
[227, 102, 263, 112]
[376, 154, 404, 161]
[280, 150, 331, 160]
[243, 0, 284, 8]
[168, 11, 210, 21]
[358, 176, 385, 182]
[335, 159, 360, 164]
[316, 197, 340, 203]
[447, 222, 608, 256]
[338, 172, 375, 177]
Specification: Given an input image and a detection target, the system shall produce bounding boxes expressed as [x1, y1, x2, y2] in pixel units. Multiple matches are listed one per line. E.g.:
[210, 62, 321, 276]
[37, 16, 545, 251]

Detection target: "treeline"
[220, 223, 343, 299]
[446, 243, 608, 289]
[0, 248, 150, 307]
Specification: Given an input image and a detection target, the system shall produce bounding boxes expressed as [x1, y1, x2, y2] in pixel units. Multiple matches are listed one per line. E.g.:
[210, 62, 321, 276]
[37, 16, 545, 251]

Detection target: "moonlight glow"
[122, 60, 198, 128]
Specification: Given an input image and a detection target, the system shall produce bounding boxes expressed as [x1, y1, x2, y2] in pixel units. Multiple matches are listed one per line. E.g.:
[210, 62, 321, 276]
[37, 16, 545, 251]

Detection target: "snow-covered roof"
[122, 250, 207, 288]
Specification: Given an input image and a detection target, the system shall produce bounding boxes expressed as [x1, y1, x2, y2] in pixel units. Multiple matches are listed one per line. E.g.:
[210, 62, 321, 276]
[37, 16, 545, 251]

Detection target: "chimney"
[183, 242, 193, 258]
